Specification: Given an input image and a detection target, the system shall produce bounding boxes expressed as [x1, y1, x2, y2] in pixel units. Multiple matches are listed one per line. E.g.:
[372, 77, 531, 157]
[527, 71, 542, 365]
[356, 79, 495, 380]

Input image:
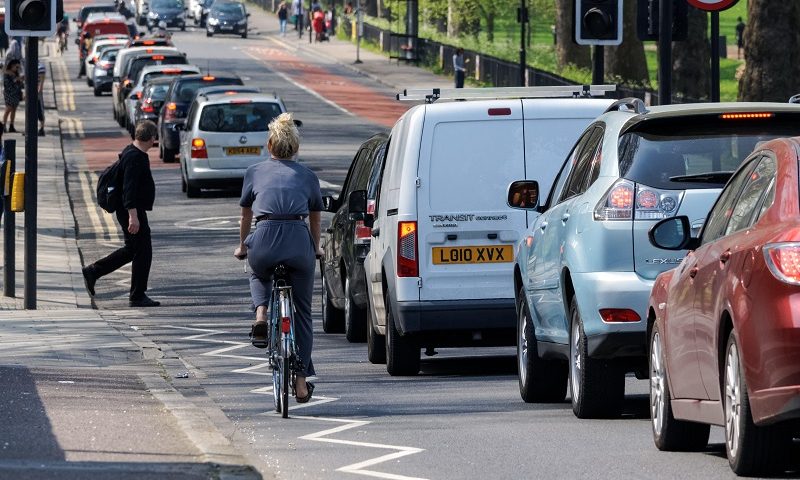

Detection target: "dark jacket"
[120, 144, 155, 211]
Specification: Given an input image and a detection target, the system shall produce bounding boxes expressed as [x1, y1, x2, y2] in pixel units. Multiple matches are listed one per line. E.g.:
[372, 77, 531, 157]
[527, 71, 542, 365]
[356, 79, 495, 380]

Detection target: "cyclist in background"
[56, 17, 69, 53]
[234, 113, 323, 404]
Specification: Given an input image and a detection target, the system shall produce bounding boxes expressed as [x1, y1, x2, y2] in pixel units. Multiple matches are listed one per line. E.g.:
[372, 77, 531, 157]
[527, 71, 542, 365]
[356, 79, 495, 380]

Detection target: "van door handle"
[540, 221, 548, 231]
[371, 227, 380, 237]
[561, 213, 570, 223]
[720, 250, 731, 264]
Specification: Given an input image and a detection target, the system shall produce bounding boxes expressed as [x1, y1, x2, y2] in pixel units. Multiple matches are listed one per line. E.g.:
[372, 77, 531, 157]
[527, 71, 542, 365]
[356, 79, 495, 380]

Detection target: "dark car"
[76, 4, 118, 28]
[114, 52, 188, 128]
[147, 0, 187, 31]
[157, 74, 244, 162]
[206, 1, 249, 38]
[134, 77, 173, 127]
[320, 133, 388, 347]
[92, 47, 121, 96]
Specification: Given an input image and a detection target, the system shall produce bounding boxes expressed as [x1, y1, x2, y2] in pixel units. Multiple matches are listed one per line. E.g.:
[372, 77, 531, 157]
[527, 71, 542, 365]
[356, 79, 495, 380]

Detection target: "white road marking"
[166, 325, 428, 480]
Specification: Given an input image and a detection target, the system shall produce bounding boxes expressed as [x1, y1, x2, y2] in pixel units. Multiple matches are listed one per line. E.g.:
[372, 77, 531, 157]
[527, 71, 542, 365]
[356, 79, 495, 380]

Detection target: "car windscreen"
[151, 0, 184, 9]
[198, 102, 282, 132]
[173, 78, 244, 104]
[211, 2, 245, 15]
[618, 115, 800, 190]
[128, 56, 187, 82]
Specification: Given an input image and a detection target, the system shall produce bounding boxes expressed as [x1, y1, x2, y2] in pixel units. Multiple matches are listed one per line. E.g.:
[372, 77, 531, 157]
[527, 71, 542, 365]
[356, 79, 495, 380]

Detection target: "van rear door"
[416, 100, 525, 302]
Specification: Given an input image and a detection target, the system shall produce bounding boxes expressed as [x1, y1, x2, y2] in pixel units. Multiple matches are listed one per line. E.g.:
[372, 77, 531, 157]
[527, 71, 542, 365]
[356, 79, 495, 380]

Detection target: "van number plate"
[225, 146, 261, 155]
[432, 245, 513, 265]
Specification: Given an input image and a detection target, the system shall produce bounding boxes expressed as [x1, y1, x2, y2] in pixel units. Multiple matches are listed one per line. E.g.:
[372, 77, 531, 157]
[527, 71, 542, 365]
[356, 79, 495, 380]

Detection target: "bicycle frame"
[267, 274, 298, 418]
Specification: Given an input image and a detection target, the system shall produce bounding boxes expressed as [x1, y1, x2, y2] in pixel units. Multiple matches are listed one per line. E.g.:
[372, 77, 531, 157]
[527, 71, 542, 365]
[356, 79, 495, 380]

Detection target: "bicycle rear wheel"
[282, 336, 290, 418]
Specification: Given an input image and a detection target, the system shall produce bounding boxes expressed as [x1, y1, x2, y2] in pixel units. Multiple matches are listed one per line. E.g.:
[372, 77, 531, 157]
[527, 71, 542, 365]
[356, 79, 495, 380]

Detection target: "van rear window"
[199, 103, 283, 132]
[618, 116, 800, 190]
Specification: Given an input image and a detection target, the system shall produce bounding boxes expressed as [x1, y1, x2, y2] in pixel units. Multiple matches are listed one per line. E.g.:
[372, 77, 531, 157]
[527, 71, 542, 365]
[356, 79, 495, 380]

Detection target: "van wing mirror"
[648, 216, 699, 251]
[507, 180, 539, 210]
[347, 190, 367, 221]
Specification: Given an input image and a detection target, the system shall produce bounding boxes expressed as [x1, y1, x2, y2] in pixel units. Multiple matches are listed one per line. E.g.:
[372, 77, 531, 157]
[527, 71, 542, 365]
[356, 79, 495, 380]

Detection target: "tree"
[672, 6, 709, 100]
[604, 0, 649, 86]
[739, 0, 800, 101]
[554, 0, 591, 69]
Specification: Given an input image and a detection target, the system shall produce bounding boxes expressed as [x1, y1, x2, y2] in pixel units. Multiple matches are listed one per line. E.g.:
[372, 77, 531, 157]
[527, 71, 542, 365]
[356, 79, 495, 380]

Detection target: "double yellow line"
[51, 59, 76, 111]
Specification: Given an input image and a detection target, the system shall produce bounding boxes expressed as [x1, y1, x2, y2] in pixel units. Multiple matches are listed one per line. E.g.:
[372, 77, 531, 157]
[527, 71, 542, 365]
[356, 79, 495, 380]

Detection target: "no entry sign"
[686, 0, 740, 11]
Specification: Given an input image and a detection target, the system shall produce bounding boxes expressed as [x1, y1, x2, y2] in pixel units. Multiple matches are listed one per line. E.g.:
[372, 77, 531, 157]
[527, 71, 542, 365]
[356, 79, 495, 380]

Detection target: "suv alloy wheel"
[517, 287, 567, 403]
[344, 276, 367, 343]
[321, 266, 344, 333]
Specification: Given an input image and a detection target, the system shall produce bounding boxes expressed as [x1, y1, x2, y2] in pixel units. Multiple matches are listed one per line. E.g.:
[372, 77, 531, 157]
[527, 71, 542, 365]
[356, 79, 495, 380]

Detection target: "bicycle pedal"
[250, 337, 268, 349]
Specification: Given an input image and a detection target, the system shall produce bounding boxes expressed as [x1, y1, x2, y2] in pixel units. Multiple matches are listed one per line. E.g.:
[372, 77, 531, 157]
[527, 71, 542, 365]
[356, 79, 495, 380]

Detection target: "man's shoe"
[129, 295, 161, 307]
[250, 320, 268, 348]
[82, 266, 96, 296]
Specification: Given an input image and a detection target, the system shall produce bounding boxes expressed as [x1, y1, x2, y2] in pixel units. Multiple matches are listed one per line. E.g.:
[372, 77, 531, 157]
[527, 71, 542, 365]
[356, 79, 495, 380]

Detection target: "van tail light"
[764, 242, 800, 285]
[600, 309, 641, 323]
[164, 102, 178, 121]
[594, 180, 683, 221]
[191, 138, 208, 159]
[397, 221, 418, 277]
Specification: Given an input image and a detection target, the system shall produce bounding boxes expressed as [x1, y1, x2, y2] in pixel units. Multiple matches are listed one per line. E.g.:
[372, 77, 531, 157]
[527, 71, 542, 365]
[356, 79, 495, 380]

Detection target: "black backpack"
[96, 155, 124, 213]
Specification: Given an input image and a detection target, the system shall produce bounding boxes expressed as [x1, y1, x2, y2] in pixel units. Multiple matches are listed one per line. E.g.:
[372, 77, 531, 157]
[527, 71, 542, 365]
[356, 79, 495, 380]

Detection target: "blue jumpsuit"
[240, 158, 323, 377]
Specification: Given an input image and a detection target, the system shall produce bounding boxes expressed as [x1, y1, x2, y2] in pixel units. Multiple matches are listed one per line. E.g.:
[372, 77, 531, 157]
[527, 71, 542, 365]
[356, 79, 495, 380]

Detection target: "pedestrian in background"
[6, 37, 22, 64]
[735, 17, 745, 60]
[453, 48, 466, 88]
[3, 59, 24, 134]
[82, 121, 161, 308]
[292, 0, 304, 35]
[277, 1, 288, 36]
[37, 63, 46, 137]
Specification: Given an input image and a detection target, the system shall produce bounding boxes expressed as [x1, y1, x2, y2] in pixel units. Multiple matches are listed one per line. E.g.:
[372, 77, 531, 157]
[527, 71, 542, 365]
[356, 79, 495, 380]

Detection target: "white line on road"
[166, 325, 428, 480]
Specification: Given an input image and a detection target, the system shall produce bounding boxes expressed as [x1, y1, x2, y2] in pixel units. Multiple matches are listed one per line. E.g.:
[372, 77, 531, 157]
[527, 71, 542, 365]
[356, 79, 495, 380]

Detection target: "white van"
[360, 88, 615, 375]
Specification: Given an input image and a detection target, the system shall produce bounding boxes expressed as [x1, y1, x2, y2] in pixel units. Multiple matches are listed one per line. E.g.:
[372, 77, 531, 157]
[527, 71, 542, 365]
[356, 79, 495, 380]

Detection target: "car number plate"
[221, 25, 233, 30]
[225, 146, 261, 155]
[432, 245, 513, 265]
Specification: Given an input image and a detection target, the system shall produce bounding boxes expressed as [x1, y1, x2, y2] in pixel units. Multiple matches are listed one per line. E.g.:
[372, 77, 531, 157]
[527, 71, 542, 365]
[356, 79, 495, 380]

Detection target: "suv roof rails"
[604, 97, 648, 114]
[396, 85, 617, 103]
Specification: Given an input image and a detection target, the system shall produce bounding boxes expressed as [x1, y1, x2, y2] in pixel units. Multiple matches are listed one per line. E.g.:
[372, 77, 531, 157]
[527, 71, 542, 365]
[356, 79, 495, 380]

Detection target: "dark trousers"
[455, 70, 465, 88]
[89, 209, 152, 300]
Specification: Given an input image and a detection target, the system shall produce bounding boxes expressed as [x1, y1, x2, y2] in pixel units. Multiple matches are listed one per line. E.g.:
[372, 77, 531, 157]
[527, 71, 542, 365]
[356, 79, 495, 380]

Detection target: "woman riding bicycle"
[234, 112, 323, 403]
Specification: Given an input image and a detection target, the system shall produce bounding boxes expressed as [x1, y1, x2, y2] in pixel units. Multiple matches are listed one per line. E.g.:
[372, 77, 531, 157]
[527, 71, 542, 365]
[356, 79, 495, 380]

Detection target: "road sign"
[685, 0, 739, 12]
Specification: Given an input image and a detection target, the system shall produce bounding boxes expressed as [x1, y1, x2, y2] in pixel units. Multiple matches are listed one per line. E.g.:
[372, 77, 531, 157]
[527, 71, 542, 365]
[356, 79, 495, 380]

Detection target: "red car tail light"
[191, 138, 208, 159]
[599, 309, 641, 323]
[141, 103, 155, 113]
[764, 242, 800, 285]
[354, 221, 371, 245]
[397, 221, 418, 277]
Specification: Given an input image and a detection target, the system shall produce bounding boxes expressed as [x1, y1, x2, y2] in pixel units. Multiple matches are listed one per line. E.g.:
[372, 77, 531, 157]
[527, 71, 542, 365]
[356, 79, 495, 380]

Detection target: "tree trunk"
[739, 0, 800, 101]
[485, 11, 495, 42]
[447, 0, 458, 37]
[672, 7, 709, 100]
[604, 0, 649, 85]
[555, 0, 590, 69]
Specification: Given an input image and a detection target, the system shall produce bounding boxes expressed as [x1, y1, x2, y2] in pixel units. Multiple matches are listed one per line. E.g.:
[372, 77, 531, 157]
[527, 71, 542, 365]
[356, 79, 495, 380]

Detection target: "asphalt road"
[55, 23, 797, 480]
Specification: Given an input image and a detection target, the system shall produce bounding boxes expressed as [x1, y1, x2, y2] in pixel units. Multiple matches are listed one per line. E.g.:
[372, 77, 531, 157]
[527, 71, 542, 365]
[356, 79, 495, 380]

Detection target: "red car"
[646, 136, 800, 476]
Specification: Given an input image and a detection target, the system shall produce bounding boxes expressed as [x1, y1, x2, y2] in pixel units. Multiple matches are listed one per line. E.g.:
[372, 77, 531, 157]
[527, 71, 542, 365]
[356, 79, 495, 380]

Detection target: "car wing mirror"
[293, 119, 303, 128]
[648, 216, 698, 251]
[246, 12, 251, 16]
[347, 190, 367, 222]
[322, 195, 338, 213]
[507, 180, 539, 210]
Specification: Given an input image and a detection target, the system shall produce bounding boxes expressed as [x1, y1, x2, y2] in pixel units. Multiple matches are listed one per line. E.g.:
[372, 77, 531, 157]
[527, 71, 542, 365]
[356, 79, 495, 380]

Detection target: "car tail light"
[230, 99, 251, 104]
[594, 180, 683, 221]
[141, 102, 155, 113]
[202, 75, 216, 81]
[191, 138, 207, 159]
[354, 221, 371, 245]
[132, 91, 142, 100]
[397, 221, 418, 277]
[599, 309, 641, 323]
[720, 112, 774, 120]
[764, 242, 800, 285]
[143, 40, 156, 45]
[164, 102, 178, 120]
[151, 55, 165, 60]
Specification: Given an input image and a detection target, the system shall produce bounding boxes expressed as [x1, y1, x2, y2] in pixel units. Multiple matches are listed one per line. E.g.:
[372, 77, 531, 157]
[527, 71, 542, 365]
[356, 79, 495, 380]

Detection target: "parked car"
[646, 137, 800, 476]
[178, 92, 287, 196]
[509, 101, 800, 418]
[134, 77, 174, 127]
[76, 4, 118, 29]
[361, 89, 615, 375]
[111, 46, 184, 125]
[321, 133, 388, 344]
[125, 64, 201, 133]
[146, 0, 187, 31]
[158, 73, 244, 162]
[85, 38, 127, 87]
[91, 47, 122, 96]
[206, 1, 249, 38]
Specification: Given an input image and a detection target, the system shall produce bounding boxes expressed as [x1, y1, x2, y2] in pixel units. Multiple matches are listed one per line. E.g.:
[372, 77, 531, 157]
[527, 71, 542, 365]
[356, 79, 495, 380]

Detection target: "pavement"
[0, 8, 451, 479]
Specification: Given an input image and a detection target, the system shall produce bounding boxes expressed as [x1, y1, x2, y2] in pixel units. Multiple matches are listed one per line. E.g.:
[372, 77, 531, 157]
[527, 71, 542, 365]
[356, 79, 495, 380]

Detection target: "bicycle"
[265, 263, 301, 418]
[57, 31, 68, 54]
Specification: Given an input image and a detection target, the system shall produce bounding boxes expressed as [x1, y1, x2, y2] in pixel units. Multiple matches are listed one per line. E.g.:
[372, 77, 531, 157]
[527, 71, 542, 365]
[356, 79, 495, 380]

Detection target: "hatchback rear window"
[173, 78, 244, 104]
[128, 56, 188, 83]
[145, 85, 170, 102]
[618, 115, 800, 190]
[198, 102, 283, 132]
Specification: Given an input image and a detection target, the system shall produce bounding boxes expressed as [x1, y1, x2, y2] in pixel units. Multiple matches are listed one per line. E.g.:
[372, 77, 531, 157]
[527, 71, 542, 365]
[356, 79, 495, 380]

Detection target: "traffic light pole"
[592, 45, 604, 85]
[23, 38, 38, 309]
[710, 11, 720, 102]
[657, 0, 673, 105]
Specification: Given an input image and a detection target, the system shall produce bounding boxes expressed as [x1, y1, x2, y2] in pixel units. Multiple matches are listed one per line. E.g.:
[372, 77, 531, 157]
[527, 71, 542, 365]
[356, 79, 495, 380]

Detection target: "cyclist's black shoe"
[296, 381, 315, 404]
[129, 295, 160, 307]
[250, 321, 268, 348]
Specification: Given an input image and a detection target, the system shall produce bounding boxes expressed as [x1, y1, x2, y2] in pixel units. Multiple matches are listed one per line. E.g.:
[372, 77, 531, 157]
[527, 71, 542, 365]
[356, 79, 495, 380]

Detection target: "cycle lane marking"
[165, 325, 429, 480]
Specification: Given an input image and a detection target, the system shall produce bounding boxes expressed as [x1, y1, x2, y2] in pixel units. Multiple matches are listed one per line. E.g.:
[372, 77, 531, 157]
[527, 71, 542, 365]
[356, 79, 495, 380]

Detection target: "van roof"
[420, 98, 615, 120]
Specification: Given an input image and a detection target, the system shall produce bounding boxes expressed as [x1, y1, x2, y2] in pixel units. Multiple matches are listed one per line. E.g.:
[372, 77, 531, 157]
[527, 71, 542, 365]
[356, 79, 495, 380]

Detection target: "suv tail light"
[191, 138, 208, 158]
[397, 221, 418, 277]
[600, 309, 641, 323]
[594, 180, 683, 221]
[764, 242, 800, 285]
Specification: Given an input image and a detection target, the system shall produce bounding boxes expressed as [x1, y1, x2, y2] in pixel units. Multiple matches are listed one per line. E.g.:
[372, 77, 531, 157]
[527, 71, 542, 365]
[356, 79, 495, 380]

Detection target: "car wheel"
[93, 87, 102, 97]
[650, 322, 710, 451]
[344, 276, 367, 343]
[321, 269, 344, 333]
[366, 291, 386, 364]
[517, 287, 567, 403]
[569, 296, 625, 418]
[724, 331, 790, 475]
[241, 30, 247, 39]
[86, 77, 93, 87]
[181, 24, 186, 31]
[186, 181, 201, 198]
[180, 168, 187, 193]
[385, 296, 420, 376]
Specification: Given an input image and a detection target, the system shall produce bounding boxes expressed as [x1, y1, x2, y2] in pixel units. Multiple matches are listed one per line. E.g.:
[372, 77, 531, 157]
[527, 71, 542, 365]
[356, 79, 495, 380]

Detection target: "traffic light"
[5, 0, 60, 37]
[636, 0, 688, 42]
[574, 0, 623, 46]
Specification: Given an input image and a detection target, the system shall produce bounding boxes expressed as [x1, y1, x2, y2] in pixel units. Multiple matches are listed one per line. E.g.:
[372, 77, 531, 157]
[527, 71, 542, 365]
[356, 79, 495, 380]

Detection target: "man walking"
[735, 17, 745, 59]
[83, 121, 160, 307]
[453, 48, 466, 88]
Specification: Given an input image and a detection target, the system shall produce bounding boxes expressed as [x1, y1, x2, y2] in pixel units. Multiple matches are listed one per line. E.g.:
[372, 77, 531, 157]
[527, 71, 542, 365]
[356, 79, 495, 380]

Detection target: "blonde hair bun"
[268, 112, 300, 159]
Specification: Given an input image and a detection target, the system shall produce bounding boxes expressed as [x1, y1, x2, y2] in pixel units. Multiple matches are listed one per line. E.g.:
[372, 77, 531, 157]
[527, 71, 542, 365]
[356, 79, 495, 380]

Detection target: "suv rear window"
[618, 116, 800, 190]
[128, 56, 188, 83]
[173, 78, 244, 104]
[198, 102, 283, 132]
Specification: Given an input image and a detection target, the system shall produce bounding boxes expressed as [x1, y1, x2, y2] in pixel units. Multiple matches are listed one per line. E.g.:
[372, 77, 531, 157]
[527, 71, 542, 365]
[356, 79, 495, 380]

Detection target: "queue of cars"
[319, 86, 800, 476]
